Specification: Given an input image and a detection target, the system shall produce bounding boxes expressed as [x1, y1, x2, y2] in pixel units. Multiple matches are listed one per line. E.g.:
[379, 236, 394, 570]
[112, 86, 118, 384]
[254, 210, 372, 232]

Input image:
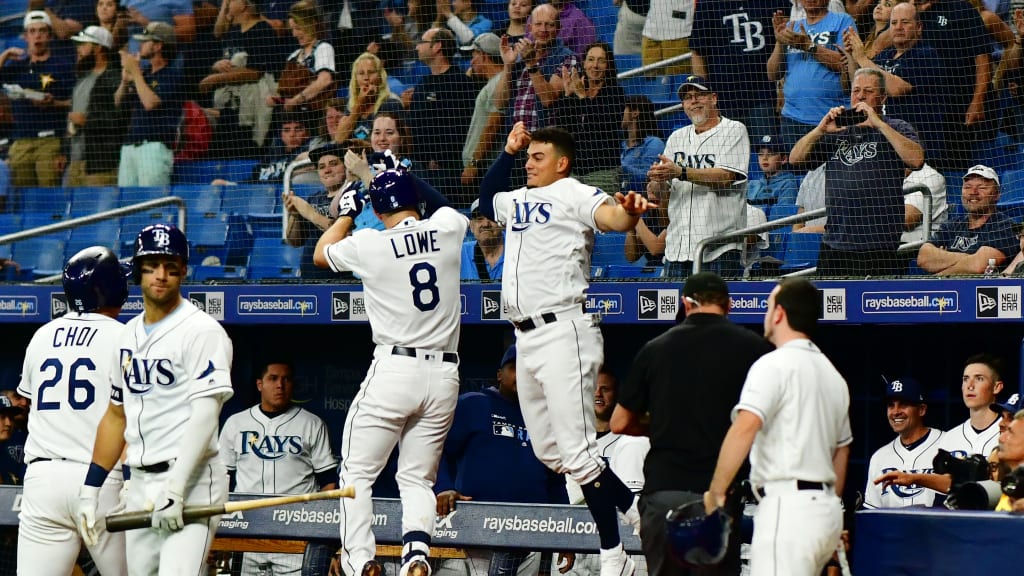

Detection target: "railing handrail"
[693, 183, 937, 274]
[0, 196, 187, 246]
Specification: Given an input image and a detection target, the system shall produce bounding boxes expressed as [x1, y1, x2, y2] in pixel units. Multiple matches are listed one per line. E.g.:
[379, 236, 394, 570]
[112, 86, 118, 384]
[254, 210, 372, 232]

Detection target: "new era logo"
[638, 290, 658, 319]
[977, 288, 998, 317]
[481, 291, 502, 320]
[332, 292, 351, 321]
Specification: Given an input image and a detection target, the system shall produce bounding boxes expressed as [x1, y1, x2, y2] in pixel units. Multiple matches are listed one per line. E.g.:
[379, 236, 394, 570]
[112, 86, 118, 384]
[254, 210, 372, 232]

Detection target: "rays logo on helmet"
[152, 228, 171, 247]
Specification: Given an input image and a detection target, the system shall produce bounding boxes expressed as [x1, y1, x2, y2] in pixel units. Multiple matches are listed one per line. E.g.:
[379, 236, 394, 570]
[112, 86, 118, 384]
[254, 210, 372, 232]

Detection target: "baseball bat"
[105, 485, 356, 533]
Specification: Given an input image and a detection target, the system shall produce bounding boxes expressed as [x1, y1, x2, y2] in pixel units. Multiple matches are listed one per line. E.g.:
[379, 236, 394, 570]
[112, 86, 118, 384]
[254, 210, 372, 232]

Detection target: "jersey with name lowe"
[114, 299, 235, 467]
[322, 206, 467, 351]
[493, 178, 611, 319]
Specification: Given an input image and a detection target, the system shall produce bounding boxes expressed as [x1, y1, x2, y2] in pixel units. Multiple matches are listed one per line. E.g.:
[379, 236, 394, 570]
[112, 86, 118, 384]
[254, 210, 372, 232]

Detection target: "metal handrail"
[693, 184, 937, 273]
[617, 53, 692, 79]
[281, 158, 313, 241]
[0, 196, 187, 283]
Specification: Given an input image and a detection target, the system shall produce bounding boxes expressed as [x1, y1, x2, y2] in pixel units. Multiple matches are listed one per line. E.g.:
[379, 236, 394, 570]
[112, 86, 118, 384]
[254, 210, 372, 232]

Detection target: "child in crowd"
[747, 134, 798, 209]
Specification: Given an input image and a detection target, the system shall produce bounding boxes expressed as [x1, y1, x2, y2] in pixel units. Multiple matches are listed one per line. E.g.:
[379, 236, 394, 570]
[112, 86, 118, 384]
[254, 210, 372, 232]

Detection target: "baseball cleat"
[599, 544, 635, 576]
[404, 558, 430, 576]
[362, 560, 383, 576]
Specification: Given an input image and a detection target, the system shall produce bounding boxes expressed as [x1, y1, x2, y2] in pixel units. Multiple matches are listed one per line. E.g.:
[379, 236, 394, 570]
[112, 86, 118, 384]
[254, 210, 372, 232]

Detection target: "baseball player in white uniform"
[875, 354, 1006, 499]
[477, 122, 655, 576]
[560, 368, 649, 576]
[17, 247, 129, 576]
[313, 155, 466, 576]
[863, 377, 944, 509]
[219, 360, 338, 576]
[647, 75, 749, 278]
[77, 224, 235, 576]
[706, 278, 851, 576]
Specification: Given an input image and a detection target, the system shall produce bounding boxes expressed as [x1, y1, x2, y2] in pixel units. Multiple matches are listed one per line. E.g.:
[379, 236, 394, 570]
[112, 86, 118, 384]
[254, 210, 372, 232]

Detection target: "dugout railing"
[693, 184, 935, 275]
[0, 196, 188, 282]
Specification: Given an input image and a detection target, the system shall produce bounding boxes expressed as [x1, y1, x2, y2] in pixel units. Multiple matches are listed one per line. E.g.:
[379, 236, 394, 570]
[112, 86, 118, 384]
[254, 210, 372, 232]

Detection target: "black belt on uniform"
[513, 312, 558, 332]
[755, 480, 830, 499]
[391, 346, 458, 364]
[28, 457, 66, 464]
[138, 461, 171, 473]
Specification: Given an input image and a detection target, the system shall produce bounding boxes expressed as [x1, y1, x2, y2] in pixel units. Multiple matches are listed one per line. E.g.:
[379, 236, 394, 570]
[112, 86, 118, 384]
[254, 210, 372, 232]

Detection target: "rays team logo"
[880, 467, 933, 498]
[121, 349, 175, 395]
[50, 293, 68, 319]
[509, 200, 552, 232]
[152, 228, 171, 247]
[240, 431, 303, 460]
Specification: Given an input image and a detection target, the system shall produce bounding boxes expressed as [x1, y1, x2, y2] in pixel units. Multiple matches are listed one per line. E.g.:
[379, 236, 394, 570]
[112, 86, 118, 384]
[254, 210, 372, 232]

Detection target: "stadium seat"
[191, 264, 247, 282]
[768, 202, 800, 222]
[781, 231, 822, 271]
[0, 214, 21, 238]
[592, 232, 632, 268]
[172, 159, 260, 184]
[188, 212, 230, 265]
[70, 186, 119, 217]
[247, 213, 285, 239]
[222, 184, 279, 215]
[12, 238, 66, 278]
[587, 0, 618, 45]
[604, 264, 665, 279]
[999, 169, 1024, 204]
[247, 237, 302, 280]
[289, 183, 321, 199]
[66, 220, 121, 257]
[21, 212, 70, 241]
[172, 184, 224, 215]
[119, 186, 169, 206]
[19, 187, 70, 218]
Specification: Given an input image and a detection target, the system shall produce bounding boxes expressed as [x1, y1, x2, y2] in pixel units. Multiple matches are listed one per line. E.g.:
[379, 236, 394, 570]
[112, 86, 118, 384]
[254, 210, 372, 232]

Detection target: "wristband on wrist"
[85, 462, 110, 488]
[678, 166, 688, 182]
[122, 463, 131, 480]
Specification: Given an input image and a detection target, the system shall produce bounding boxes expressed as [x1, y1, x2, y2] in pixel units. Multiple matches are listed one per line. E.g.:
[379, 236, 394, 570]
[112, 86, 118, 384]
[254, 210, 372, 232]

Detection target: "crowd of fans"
[1, 0, 1024, 278]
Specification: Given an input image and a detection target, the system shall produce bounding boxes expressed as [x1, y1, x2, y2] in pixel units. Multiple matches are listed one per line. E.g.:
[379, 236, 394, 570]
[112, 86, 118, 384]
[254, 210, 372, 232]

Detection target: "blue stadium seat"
[172, 159, 260, 184]
[21, 212, 71, 241]
[66, 220, 121, 257]
[172, 184, 224, 215]
[118, 186, 169, 206]
[587, 0, 618, 45]
[70, 186, 119, 217]
[247, 213, 285, 239]
[604, 264, 665, 279]
[12, 238, 66, 278]
[290, 183, 321, 199]
[0, 214, 21, 237]
[188, 213, 230, 265]
[19, 187, 70, 218]
[191, 265, 247, 282]
[999, 169, 1024, 204]
[781, 231, 822, 271]
[222, 184, 279, 215]
[592, 232, 632, 268]
[768, 202, 800, 222]
[247, 238, 302, 280]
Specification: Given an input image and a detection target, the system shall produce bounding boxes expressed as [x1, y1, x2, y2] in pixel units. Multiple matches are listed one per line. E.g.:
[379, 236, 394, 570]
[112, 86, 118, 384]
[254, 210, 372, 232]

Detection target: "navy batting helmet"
[132, 223, 189, 283]
[62, 246, 129, 313]
[368, 169, 419, 214]
[666, 500, 733, 568]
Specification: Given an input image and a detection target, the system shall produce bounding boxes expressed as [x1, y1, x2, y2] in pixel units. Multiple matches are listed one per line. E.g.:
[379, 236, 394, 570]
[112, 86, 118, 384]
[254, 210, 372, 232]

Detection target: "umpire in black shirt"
[611, 272, 773, 576]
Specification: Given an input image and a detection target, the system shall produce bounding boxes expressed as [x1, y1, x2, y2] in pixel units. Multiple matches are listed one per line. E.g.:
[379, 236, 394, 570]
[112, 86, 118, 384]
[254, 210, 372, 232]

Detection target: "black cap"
[683, 272, 729, 299]
[884, 376, 925, 404]
[309, 143, 347, 165]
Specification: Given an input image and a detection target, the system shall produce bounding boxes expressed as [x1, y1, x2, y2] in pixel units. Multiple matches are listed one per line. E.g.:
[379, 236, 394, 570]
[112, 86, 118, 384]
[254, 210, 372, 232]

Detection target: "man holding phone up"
[789, 67, 924, 277]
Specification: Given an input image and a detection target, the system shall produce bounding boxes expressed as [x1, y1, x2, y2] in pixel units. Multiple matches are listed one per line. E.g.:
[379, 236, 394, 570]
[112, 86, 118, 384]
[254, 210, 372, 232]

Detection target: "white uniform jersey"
[490, 178, 611, 319]
[114, 300, 235, 467]
[938, 417, 1000, 459]
[219, 405, 337, 494]
[863, 428, 944, 509]
[662, 117, 749, 263]
[901, 163, 948, 244]
[643, 0, 694, 40]
[17, 313, 125, 464]
[566, 431, 650, 504]
[323, 206, 467, 351]
[735, 339, 852, 486]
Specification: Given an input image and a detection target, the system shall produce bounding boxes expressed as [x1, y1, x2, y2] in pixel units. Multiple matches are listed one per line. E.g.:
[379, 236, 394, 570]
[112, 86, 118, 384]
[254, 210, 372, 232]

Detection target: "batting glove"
[337, 187, 366, 220]
[77, 485, 101, 546]
[150, 487, 185, 531]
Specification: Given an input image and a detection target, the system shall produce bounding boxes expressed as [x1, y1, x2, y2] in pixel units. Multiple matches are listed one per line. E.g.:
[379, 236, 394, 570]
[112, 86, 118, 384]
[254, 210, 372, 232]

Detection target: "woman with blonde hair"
[334, 52, 404, 141]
